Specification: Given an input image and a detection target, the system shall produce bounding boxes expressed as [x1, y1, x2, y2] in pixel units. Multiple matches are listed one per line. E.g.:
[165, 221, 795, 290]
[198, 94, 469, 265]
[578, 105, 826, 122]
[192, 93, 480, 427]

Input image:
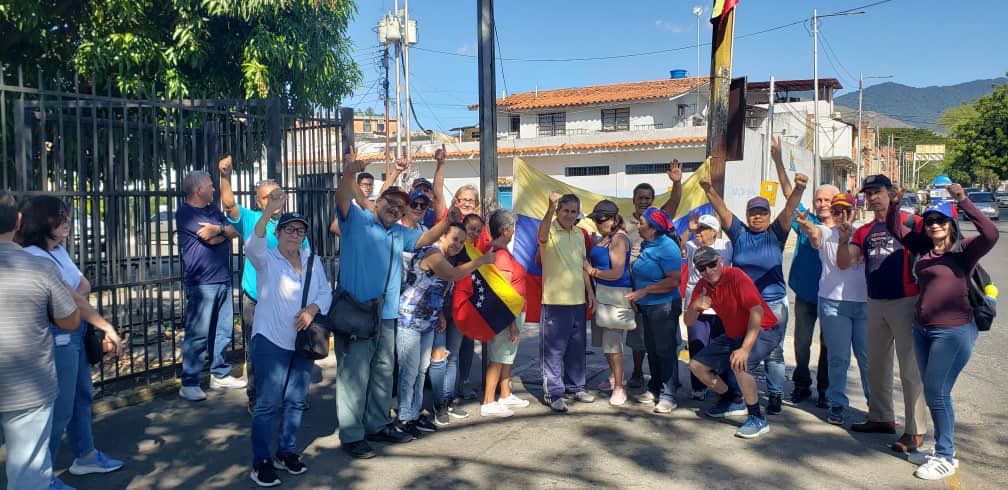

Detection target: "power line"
[494, 23, 510, 96]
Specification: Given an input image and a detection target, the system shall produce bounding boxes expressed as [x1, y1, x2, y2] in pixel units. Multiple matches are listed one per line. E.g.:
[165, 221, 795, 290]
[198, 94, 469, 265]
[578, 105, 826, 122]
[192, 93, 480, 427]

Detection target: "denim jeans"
[250, 334, 313, 463]
[913, 322, 977, 461]
[49, 323, 97, 464]
[686, 314, 725, 391]
[430, 322, 465, 406]
[762, 298, 788, 397]
[241, 292, 257, 399]
[639, 301, 683, 403]
[396, 327, 435, 421]
[792, 296, 828, 395]
[334, 319, 396, 443]
[2, 402, 54, 490]
[818, 298, 869, 410]
[182, 283, 235, 386]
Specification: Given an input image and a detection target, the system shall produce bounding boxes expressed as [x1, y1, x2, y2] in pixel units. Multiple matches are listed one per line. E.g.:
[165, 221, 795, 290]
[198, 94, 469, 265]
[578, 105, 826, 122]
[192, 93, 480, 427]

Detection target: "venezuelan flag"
[451, 242, 526, 342]
[512, 157, 712, 323]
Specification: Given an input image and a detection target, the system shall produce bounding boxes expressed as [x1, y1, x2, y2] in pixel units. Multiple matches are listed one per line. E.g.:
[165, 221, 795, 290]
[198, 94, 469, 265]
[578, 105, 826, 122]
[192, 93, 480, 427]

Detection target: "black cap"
[277, 212, 310, 229]
[411, 177, 433, 190]
[860, 174, 893, 193]
[380, 186, 413, 205]
[587, 200, 620, 220]
[692, 246, 720, 267]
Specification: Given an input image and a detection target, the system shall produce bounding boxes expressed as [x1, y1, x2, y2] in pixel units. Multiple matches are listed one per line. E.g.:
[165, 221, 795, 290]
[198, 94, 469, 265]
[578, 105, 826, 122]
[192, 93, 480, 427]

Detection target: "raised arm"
[416, 207, 462, 249]
[776, 172, 808, 231]
[218, 155, 241, 221]
[950, 185, 1000, 262]
[335, 148, 368, 219]
[835, 223, 860, 270]
[538, 192, 561, 244]
[699, 176, 734, 233]
[380, 157, 409, 195]
[432, 145, 447, 217]
[660, 160, 683, 216]
[794, 209, 823, 249]
[770, 136, 794, 198]
[885, 186, 930, 252]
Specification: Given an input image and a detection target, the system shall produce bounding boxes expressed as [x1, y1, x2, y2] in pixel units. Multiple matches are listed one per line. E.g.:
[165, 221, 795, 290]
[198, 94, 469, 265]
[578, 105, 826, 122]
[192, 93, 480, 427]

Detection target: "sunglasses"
[696, 259, 720, 273]
[410, 201, 430, 211]
[591, 215, 612, 224]
[923, 215, 951, 227]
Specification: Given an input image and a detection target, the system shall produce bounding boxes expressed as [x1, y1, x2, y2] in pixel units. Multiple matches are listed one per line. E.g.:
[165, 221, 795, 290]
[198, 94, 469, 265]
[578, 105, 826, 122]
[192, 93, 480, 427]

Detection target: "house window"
[565, 165, 610, 177]
[376, 123, 385, 133]
[509, 114, 520, 134]
[677, 104, 696, 118]
[471, 131, 480, 139]
[601, 107, 630, 131]
[625, 162, 703, 175]
[537, 112, 566, 137]
[363, 120, 372, 132]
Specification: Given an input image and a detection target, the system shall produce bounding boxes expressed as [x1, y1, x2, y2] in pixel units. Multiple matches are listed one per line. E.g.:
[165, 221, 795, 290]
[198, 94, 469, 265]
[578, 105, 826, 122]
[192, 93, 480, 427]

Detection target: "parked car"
[964, 192, 999, 221]
[996, 191, 1008, 207]
[899, 195, 920, 216]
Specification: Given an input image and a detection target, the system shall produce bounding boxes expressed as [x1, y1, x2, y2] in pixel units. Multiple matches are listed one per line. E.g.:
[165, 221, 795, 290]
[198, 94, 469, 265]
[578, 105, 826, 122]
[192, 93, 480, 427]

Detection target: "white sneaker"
[908, 448, 958, 466]
[498, 394, 530, 408]
[179, 386, 207, 401]
[914, 455, 958, 480]
[480, 402, 514, 417]
[210, 375, 248, 390]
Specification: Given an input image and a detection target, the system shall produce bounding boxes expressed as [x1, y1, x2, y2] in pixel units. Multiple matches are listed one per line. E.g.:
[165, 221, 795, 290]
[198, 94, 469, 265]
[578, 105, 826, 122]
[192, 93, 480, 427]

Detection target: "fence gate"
[0, 66, 352, 397]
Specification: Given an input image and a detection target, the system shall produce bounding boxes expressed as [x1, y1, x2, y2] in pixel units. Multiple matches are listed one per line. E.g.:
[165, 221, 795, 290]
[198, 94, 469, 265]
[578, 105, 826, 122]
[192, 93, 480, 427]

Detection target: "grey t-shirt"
[0, 241, 78, 412]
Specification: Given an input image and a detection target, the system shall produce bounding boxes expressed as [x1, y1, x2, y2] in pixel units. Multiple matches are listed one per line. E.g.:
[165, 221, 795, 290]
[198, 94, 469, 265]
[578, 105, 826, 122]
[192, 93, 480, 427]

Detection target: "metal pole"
[857, 72, 863, 189]
[403, 0, 411, 167]
[763, 76, 774, 183]
[394, 2, 402, 161]
[383, 46, 391, 173]
[477, 0, 498, 213]
[695, 6, 702, 113]
[812, 8, 820, 189]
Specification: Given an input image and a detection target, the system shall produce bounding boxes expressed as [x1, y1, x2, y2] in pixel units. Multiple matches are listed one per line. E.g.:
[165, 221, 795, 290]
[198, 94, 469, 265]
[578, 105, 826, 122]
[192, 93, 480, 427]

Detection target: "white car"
[966, 192, 999, 221]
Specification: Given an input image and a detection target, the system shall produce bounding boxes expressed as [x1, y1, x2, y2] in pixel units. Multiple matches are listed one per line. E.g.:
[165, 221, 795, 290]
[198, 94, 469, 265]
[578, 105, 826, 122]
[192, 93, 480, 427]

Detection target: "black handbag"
[321, 237, 396, 341]
[82, 324, 104, 365]
[295, 252, 331, 360]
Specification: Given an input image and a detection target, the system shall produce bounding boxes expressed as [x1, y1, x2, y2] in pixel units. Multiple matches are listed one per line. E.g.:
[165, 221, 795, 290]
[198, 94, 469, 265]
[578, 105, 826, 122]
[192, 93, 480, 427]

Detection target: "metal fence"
[1, 66, 352, 397]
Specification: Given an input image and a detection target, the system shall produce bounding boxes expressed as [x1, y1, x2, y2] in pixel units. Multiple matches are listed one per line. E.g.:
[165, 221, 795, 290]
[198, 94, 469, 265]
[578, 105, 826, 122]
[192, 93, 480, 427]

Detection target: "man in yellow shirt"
[537, 192, 597, 412]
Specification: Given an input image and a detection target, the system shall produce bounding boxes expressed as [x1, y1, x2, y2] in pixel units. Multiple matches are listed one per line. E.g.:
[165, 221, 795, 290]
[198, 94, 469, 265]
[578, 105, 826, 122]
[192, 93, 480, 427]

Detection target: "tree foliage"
[0, 0, 362, 115]
[941, 76, 1008, 189]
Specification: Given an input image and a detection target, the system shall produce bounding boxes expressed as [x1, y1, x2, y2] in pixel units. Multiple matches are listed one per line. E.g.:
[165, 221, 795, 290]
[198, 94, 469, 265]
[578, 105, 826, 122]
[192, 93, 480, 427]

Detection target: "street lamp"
[812, 9, 864, 189]
[693, 6, 703, 115]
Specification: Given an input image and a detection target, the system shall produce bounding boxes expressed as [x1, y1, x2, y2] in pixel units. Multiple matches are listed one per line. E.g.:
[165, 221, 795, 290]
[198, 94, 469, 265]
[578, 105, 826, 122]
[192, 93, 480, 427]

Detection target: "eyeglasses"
[457, 198, 478, 205]
[281, 227, 308, 237]
[410, 201, 430, 211]
[696, 260, 719, 273]
[923, 215, 951, 227]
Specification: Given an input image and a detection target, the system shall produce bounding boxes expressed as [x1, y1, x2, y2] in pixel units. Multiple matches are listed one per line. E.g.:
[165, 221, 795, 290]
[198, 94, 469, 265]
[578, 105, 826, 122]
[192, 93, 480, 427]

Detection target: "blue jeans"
[639, 301, 683, 403]
[49, 323, 97, 464]
[762, 298, 788, 397]
[250, 334, 313, 463]
[396, 327, 435, 421]
[2, 402, 54, 490]
[430, 322, 464, 406]
[913, 322, 977, 461]
[334, 319, 396, 443]
[182, 283, 235, 386]
[818, 298, 869, 410]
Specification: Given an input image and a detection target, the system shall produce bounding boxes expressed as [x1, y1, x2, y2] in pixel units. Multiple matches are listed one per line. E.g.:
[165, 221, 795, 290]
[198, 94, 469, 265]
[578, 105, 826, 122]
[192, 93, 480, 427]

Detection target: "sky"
[342, 0, 1007, 133]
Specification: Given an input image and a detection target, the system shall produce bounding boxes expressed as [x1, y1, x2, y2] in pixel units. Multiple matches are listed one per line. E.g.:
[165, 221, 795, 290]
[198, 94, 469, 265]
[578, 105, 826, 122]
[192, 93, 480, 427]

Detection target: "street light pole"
[694, 6, 703, 113]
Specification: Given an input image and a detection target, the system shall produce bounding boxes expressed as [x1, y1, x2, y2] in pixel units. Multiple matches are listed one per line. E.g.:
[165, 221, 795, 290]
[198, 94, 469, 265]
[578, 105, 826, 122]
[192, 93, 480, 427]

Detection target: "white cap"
[697, 214, 721, 233]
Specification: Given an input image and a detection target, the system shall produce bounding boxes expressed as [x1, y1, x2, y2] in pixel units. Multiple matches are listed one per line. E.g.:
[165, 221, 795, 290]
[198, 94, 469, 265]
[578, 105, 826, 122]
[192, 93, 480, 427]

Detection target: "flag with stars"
[451, 242, 525, 342]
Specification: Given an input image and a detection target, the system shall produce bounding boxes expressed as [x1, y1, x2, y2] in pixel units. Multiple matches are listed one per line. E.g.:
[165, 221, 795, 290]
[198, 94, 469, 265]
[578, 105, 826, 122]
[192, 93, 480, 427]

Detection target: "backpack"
[965, 262, 996, 332]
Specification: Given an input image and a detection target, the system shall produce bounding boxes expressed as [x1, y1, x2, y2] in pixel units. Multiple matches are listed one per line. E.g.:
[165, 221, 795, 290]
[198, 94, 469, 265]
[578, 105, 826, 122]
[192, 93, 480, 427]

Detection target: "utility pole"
[812, 8, 820, 189]
[857, 72, 863, 189]
[763, 76, 775, 183]
[403, 0, 412, 166]
[477, 0, 498, 212]
[694, 6, 703, 114]
[383, 46, 391, 175]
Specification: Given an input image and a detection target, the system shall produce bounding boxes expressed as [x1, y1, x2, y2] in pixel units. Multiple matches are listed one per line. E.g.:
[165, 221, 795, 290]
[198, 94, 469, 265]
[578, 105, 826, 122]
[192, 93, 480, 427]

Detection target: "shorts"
[691, 324, 784, 375]
[624, 312, 646, 352]
[488, 313, 525, 364]
[591, 323, 625, 355]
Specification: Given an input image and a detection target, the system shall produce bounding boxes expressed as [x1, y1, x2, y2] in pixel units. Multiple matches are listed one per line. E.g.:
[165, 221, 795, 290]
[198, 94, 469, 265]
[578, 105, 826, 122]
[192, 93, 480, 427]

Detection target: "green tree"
[0, 0, 361, 114]
[942, 76, 1008, 187]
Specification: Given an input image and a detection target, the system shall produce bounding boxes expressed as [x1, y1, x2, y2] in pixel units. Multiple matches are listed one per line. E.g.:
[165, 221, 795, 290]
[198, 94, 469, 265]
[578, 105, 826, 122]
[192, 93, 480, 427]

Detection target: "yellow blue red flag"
[451, 242, 525, 342]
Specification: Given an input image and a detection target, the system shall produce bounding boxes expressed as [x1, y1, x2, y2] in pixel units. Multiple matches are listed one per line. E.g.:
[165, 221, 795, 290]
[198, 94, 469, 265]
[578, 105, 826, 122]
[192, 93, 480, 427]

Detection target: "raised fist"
[794, 173, 809, 188]
[947, 183, 966, 202]
[218, 155, 233, 177]
[435, 144, 446, 163]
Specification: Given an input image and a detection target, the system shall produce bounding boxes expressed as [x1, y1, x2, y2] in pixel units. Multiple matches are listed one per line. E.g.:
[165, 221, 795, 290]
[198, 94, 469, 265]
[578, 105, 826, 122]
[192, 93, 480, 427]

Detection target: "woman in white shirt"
[682, 213, 734, 400]
[795, 193, 869, 426]
[15, 195, 124, 488]
[245, 191, 332, 487]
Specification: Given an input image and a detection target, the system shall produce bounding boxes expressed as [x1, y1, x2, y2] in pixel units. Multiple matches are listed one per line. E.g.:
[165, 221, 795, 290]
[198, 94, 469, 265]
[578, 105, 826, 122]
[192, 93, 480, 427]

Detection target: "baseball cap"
[746, 196, 771, 212]
[860, 174, 893, 193]
[922, 201, 957, 220]
[276, 212, 310, 229]
[411, 177, 433, 190]
[409, 189, 431, 203]
[697, 214, 721, 233]
[380, 186, 412, 205]
[692, 246, 721, 267]
[831, 193, 856, 209]
[587, 200, 620, 221]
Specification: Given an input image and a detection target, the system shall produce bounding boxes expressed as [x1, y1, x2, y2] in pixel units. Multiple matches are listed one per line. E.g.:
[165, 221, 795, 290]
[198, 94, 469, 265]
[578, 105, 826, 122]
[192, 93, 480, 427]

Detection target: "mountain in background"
[833, 77, 1007, 129]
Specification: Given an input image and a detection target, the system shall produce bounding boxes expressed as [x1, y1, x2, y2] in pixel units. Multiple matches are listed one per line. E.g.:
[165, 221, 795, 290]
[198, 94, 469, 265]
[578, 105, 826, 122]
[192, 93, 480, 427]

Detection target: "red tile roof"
[358, 136, 706, 162]
[469, 77, 709, 111]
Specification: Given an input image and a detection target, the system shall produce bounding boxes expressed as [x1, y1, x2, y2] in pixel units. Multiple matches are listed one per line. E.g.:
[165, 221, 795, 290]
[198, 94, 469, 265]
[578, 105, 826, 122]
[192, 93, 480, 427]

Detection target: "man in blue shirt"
[700, 166, 807, 415]
[770, 139, 837, 407]
[176, 170, 244, 402]
[335, 149, 461, 459]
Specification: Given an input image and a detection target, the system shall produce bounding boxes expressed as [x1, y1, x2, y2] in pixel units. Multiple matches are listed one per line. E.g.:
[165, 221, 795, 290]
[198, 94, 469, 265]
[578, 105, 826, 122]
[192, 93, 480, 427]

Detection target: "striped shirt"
[0, 241, 78, 412]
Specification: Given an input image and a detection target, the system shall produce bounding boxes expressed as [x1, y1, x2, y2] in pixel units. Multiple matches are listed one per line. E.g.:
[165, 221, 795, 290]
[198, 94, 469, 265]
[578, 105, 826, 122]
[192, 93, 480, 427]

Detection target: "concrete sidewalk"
[24, 317, 968, 490]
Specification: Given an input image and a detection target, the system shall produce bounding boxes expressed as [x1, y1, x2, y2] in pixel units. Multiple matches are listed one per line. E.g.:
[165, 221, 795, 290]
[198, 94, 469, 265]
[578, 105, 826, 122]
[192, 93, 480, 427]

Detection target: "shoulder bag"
[321, 236, 397, 341]
[295, 252, 331, 360]
[592, 236, 637, 331]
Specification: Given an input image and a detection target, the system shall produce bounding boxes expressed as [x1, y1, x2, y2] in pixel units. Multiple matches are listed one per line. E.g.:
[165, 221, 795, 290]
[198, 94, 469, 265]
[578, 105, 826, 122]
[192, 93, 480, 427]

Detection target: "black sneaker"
[250, 459, 281, 487]
[816, 394, 829, 409]
[787, 389, 811, 406]
[447, 402, 470, 419]
[433, 404, 451, 426]
[766, 395, 783, 415]
[398, 420, 424, 439]
[342, 440, 376, 459]
[366, 423, 415, 444]
[273, 452, 307, 475]
[414, 415, 438, 432]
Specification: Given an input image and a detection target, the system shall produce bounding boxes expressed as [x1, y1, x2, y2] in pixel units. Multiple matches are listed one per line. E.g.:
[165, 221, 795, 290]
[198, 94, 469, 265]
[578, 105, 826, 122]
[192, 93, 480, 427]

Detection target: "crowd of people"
[0, 136, 998, 488]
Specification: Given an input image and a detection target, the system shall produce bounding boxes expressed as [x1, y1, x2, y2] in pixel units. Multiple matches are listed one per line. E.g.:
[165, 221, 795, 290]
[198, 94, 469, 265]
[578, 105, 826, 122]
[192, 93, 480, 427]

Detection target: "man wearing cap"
[682, 213, 733, 400]
[770, 137, 835, 407]
[795, 193, 870, 425]
[700, 172, 807, 415]
[334, 149, 463, 459]
[842, 174, 928, 453]
[176, 169, 245, 402]
[687, 247, 782, 439]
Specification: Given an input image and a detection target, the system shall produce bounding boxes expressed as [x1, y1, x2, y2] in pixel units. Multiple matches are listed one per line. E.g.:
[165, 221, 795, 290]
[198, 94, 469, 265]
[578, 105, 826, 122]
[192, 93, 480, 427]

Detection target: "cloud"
[655, 20, 686, 33]
[455, 43, 475, 56]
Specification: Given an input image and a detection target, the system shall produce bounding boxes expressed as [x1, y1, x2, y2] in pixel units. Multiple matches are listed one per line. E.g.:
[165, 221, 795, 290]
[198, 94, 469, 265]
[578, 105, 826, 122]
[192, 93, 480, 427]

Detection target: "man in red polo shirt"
[686, 246, 782, 439]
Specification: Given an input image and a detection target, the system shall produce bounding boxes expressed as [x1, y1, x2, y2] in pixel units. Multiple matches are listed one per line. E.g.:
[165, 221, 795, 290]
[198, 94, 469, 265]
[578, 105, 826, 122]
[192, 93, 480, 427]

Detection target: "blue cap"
[922, 200, 957, 219]
[746, 196, 771, 212]
[409, 189, 430, 202]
